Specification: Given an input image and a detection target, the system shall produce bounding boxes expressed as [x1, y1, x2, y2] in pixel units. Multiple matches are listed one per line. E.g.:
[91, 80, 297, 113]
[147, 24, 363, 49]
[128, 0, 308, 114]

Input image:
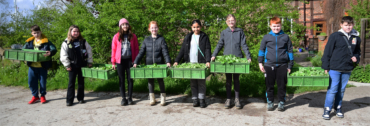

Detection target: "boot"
[149, 93, 156, 106]
[235, 98, 241, 109]
[224, 99, 231, 109]
[193, 99, 200, 107]
[160, 93, 166, 106]
[267, 101, 274, 111]
[200, 99, 207, 108]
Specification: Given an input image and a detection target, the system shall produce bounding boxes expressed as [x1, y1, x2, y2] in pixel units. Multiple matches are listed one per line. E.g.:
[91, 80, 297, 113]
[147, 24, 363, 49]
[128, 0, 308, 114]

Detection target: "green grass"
[0, 59, 356, 98]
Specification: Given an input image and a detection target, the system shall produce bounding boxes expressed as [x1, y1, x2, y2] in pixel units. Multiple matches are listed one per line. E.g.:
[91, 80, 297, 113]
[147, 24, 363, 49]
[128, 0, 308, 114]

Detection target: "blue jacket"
[258, 30, 294, 69]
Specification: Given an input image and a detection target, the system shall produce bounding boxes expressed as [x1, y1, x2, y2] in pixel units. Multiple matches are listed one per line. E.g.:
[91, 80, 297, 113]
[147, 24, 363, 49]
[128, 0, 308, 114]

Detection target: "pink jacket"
[111, 33, 139, 65]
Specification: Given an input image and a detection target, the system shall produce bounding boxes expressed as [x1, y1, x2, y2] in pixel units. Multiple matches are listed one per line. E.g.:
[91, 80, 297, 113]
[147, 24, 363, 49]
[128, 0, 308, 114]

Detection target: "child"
[212, 14, 252, 109]
[111, 18, 139, 106]
[133, 21, 171, 106]
[258, 16, 294, 111]
[23, 25, 57, 104]
[60, 25, 93, 106]
[174, 19, 211, 108]
[321, 16, 361, 120]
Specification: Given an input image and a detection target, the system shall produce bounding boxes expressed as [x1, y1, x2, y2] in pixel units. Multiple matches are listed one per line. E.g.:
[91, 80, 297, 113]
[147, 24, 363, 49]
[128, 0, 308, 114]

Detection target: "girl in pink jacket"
[111, 18, 139, 106]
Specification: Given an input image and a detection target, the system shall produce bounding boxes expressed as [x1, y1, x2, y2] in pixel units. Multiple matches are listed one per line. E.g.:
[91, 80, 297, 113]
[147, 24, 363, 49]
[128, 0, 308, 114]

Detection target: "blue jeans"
[324, 70, 351, 110]
[28, 67, 48, 97]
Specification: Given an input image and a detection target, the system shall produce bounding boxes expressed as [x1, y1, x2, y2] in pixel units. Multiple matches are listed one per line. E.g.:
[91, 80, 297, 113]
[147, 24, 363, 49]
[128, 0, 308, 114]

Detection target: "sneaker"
[277, 101, 285, 111]
[267, 101, 274, 111]
[40, 96, 46, 104]
[66, 102, 73, 106]
[234, 98, 241, 109]
[28, 96, 40, 104]
[336, 107, 344, 118]
[193, 99, 200, 107]
[121, 99, 128, 106]
[79, 100, 86, 104]
[128, 98, 134, 105]
[322, 107, 331, 120]
[224, 99, 231, 109]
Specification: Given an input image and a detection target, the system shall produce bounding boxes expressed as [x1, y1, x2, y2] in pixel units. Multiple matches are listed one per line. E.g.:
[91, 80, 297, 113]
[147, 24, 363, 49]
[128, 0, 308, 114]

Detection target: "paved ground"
[0, 85, 369, 126]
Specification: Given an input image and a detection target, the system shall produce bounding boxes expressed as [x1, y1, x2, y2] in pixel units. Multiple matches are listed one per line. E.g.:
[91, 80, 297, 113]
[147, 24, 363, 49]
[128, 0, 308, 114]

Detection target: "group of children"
[23, 15, 361, 120]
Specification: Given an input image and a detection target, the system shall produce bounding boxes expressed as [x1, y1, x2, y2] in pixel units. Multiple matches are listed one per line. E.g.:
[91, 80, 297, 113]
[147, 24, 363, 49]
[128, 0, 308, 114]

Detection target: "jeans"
[28, 67, 48, 97]
[324, 70, 351, 110]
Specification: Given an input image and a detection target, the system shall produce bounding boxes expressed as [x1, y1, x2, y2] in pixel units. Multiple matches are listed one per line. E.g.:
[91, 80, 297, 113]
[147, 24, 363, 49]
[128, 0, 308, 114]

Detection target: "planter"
[81, 64, 118, 80]
[287, 67, 329, 86]
[169, 67, 210, 79]
[210, 59, 250, 74]
[130, 64, 168, 78]
[317, 35, 327, 41]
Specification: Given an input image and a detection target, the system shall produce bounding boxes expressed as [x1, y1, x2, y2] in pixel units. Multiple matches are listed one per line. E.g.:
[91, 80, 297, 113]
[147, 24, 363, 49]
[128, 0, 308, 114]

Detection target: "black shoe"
[79, 100, 86, 104]
[200, 99, 206, 108]
[128, 98, 134, 105]
[193, 99, 200, 107]
[121, 99, 128, 106]
[66, 102, 73, 106]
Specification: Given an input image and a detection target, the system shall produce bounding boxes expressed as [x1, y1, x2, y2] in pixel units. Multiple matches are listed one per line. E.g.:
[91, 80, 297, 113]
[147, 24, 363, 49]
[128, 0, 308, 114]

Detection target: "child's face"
[191, 23, 201, 35]
[121, 23, 129, 32]
[31, 31, 42, 39]
[270, 23, 281, 34]
[340, 22, 353, 33]
[149, 24, 158, 35]
[71, 28, 80, 39]
[226, 17, 236, 28]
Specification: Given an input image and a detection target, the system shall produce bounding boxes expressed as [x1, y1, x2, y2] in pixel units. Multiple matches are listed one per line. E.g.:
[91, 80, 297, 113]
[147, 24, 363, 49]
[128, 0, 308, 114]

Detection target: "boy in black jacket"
[321, 16, 361, 120]
[258, 17, 294, 111]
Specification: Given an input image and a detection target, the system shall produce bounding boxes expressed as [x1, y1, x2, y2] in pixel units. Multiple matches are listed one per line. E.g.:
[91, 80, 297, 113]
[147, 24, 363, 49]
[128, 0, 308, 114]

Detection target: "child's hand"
[133, 64, 137, 68]
[112, 65, 116, 70]
[288, 69, 291, 73]
[259, 63, 265, 73]
[351, 56, 357, 62]
[173, 62, 178, 66]
[66, 67, 72, 71]
[206, 62, 210, 68]
[167, 63, 171, 67]
[43, 51, 51, 57]
[211, 57, 215, 61]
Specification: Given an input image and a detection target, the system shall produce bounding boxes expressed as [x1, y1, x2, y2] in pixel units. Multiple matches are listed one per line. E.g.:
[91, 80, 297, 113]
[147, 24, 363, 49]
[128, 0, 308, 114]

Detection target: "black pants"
[148, 79, 165, 93]
[66, 64, 84, 103]
[264, 65, 287, 102]
[117, 58, 133, 99]
[226, 73, 240, 99]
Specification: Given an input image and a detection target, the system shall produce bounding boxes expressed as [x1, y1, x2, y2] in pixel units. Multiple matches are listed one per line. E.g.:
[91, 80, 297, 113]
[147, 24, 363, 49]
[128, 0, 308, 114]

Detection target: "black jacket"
[258, 30, 294, 69]
[212, 27, 251, 59]
[175, 32, 211, 63]
[321, 30, 361, 71]
[134, 35, 171, 65]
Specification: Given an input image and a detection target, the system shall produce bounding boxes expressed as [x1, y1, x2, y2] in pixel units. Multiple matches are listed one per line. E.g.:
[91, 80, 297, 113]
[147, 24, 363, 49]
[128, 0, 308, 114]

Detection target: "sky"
[2, 0, 46, 22]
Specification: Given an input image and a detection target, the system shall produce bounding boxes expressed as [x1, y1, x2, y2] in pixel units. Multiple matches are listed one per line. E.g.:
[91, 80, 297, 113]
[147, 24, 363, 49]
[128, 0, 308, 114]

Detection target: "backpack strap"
[341, 36, 353, 56]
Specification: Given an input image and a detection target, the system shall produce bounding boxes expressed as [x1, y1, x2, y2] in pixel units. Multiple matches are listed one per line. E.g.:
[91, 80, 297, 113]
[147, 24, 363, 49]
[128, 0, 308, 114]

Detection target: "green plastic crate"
[287, 67, 329, 86]
[4, 49, 51, 62]
[210, 59, 250, 74]
[4, 49, 26, 61]
[82, 64, 117, 80]
[130, 64, 168, 78]
[169, 67, 210, 79]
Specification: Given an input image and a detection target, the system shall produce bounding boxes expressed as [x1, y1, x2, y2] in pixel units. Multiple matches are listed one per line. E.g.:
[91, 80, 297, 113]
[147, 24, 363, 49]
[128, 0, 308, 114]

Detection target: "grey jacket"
[212, 27, 251, 59]
[134, 35, 171, 65]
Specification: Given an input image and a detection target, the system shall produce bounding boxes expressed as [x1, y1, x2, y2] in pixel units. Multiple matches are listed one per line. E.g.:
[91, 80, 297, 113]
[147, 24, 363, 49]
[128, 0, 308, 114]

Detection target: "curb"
[348, 81, 370, 87]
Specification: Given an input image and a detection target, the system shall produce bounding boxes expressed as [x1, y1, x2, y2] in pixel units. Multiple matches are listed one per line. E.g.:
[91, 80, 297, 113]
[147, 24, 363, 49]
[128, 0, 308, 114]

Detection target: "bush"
[350, 65, 370, 83]
[310, 52, 322, 67]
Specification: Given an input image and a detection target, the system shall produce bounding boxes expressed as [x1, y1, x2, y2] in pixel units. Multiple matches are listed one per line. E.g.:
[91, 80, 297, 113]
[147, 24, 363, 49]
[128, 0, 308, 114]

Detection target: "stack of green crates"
[4, 49, 51, 62]
[210, 59, 250, 74]
[287, 67, 329, 86]
[130, 64, 168, 78]
[169, 67, 210, 79]
[81, 64, 117, 80]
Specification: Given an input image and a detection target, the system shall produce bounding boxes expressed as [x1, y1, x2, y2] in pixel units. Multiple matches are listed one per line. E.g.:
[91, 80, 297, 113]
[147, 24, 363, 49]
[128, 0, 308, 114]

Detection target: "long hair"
[118, 24, 133, 42]
[67, 25, 84, 42]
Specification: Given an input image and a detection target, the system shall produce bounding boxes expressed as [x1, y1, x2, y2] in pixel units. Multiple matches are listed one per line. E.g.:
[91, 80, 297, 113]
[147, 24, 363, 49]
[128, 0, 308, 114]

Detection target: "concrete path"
[0, 85, 369, 126]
